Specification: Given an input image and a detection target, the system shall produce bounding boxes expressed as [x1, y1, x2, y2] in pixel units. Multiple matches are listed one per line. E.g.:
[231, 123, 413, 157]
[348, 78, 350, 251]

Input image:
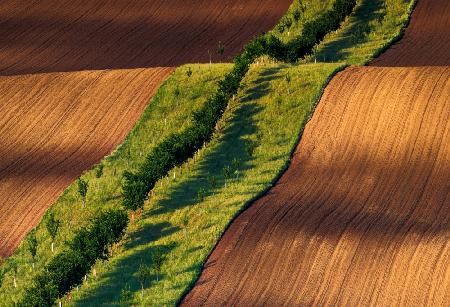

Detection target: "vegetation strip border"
[176, 63, 349, 305]
[369, 0, 418, 62]
[179, 0, 420, 302]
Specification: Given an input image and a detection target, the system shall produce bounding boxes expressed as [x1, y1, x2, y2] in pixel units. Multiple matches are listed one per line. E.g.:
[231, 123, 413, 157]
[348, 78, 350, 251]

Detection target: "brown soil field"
[0, 0, 291, 257]
[183, 0, 450, 305]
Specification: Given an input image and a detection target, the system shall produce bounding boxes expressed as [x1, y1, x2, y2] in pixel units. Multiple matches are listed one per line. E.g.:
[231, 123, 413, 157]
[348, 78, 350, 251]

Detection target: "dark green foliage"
[77, 178, 89, 207]
[283, 0, 357, 62]
[26, 228, 38, 266]
[122, 172, 148, 212]
[223, 165, 233, 181]
[197, 187, 206, 202]
[136, 263, 151, 299]
[0, 267, 5, 288]
[121, 0, 357, 212]
[207, 175, 217, 188]
[120, 284, 132, 303]
[21, 209, 128, 306]
[186, 67, 193, 78]
[95, 164, 104, 179]
[217, 41, 225, 57]
[292, 9, 302, 22]
[46, 212, 60, 243]
[151, 248, 166, 282]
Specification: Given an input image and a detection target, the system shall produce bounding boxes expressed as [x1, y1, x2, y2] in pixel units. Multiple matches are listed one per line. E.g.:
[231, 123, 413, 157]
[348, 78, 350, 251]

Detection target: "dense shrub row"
[20, 209, 128, 306]
[122, 0, 356, 211]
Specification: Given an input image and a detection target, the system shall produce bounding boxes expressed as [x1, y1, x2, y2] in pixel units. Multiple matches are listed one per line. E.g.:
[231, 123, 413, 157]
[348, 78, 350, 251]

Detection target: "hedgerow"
[20, 209, 128, 306]
[122, 0, 356, 211]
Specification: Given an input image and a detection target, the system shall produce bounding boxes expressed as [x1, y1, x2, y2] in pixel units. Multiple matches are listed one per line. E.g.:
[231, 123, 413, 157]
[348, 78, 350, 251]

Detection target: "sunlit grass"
[71, 62, 344, 306]
[0, 64, 232, 306]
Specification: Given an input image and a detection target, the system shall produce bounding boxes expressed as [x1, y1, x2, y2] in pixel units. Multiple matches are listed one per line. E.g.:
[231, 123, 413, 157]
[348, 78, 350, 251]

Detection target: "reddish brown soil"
[182, 0, 450, 305]
[371, 0, 450, 66]
[0, 0, 291, 257]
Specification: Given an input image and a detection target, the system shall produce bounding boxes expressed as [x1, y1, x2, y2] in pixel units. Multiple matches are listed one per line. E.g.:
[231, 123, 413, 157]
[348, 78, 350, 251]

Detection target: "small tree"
[122, 173, 147, 222]
[217, 41, 225, 62]
[95, 164, 104, 179]
[285, 73, 291, 94]
[0, 267, 5, 288]
[136, 263, 151, 300]
[120, 283, 132, 303]
[26, 228, 38, 270]
[186, 67, 193, 78]
[46, 212, 60, 253]
[77, 178, 89, 208]
[9, 259, 18, 288]
[231, 158, 241, 179]
[223, 165, 233, 188]
[197, 187, 206, 203]
[207, 175, 217, 189]
[181, 214, 189, 237]
[151, 248, 166, 282]
[174, 87, 181, 107]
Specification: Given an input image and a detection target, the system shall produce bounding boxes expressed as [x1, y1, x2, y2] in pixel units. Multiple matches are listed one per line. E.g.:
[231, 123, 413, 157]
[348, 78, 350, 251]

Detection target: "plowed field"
[182, 0, 450, 305]
[0, 0, 291, 257]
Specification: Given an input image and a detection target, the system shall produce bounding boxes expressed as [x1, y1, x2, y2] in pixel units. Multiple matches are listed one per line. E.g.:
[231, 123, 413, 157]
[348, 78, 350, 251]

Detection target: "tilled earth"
[182, 0, 450, 305]
[0, 0, 291, 257]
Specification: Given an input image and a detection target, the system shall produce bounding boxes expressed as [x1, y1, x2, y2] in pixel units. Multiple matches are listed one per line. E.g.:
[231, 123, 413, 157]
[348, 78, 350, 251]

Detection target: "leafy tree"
[186, 67, 193, 78]
[151, 248, 166, 282]
[292, 8, 301, 22]
[207, 175, 217, 189]
[217, 41, 225, 61]
[181, 214, 189, 237]
[174, 86, 181, 106]
[26, 228, 38, 270]
[120, 283, 132, 303]
[223, 165, 233, 187]
[77, 178, 89, 208]
[136, 262, 151, 299]
[174, 86, 181, 97]
[8, 259, 19, 288]
[95, 164, 104, 179]
[0, 267, 5, 288]
[197, 187, 206, 202]
[285, 73, 292, 94]
[46, 212, 60, 253]
[122, 172, 147, 221]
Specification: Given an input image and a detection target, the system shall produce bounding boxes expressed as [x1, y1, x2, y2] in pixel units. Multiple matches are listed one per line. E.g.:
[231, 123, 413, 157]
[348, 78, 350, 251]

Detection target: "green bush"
[20, 209, 128, 306]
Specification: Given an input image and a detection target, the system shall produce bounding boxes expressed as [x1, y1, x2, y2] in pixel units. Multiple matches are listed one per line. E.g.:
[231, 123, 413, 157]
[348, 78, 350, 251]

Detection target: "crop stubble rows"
[183, 0, 450, 305]
[0, 0, 291, 257]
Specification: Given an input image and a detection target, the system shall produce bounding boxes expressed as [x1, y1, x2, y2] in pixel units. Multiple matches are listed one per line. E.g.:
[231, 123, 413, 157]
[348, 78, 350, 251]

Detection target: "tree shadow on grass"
[74, 65, 283, 305]
[74, 223, 178, 306]
[315, 0, 385, 62]
[148, 65, 284, 217]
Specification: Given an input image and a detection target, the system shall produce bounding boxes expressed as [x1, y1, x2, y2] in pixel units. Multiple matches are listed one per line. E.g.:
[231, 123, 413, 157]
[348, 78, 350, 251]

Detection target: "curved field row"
[183, 0, 450, 305]
[0, 0, 291, 257]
